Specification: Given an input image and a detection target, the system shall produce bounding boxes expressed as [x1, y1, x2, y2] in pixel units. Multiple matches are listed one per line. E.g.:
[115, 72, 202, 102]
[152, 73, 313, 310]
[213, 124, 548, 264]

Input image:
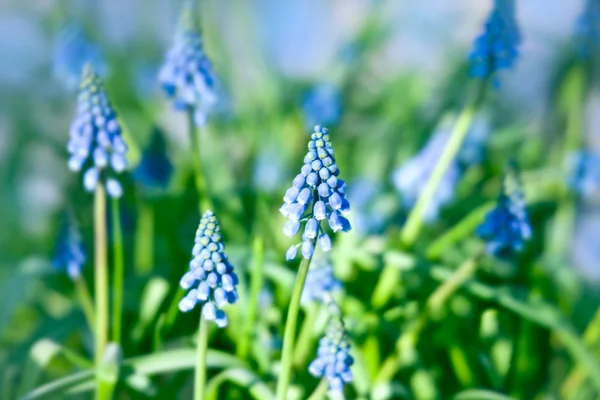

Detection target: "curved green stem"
[276, 251, 314, 400]
[74, 275, 96, 331]
[111, 198, 124, 345]
[94, 183, 109, 398]
[187, 107, 213, 213]
[195, 314, 209, 400]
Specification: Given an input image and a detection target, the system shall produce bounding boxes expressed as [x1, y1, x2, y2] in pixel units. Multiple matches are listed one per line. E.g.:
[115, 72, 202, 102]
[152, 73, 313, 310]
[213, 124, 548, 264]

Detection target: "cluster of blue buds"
[67, 65, 128, 198]
[134, 128, 173, 190]
[301, 257, 342, 305]
[158, 0, 216, 126]
[476, 163, 531, 257]
[469, 0, 521, 85]
[309, 315, 354, 393]
[53, 212, 86, 280]
[280, 125, 351, 260]
[178, 211, 239, 328]
[53, 23, 106, 91]
[575, 0, 600, 58]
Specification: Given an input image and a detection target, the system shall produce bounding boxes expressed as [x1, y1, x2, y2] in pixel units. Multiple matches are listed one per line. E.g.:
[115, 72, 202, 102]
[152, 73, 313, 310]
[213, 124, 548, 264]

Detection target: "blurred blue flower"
[134, 128, 173, 190]
[178, 210, 239, 328]
[253, 145, 288, 193]
[392, 116, 490, 222]
[469, 0, 521, 86]
[309, 316, 354, 393]
[53, 212, 86, 280]
[280, 126, 352, 260]
[567, 150, 600, 198]
[301, 257, 342, 305]
[575, 0, 600, 58]
[68, 64, 128, 198]
[477, 164, 531, 257]
[158, 0, 216, 126]
[53, 23, 106, 91]
[392, 133, 461, 222]
[302, 83, 342, 129]
[347, 177, 393, 235]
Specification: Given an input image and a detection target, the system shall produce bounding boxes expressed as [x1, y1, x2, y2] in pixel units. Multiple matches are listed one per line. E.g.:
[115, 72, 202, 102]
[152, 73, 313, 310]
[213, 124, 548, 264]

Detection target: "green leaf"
[17, 339, 92, 397]
[206, 368, 274, 400]
[431, 266, 600, 394]
[21, 348, 246, 399]
[453, 389, 516, 400]
[132, 278, 170, 342]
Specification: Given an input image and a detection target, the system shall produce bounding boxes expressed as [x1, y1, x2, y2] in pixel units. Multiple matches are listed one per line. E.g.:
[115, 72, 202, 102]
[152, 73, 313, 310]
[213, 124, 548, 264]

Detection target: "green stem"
[276, 251, 314, 400]
[306, 378, 328, 400]
[401, 84, 484, 246]
[187, 107, 213, 213]
[372, 82, 485, 309]
[293, 302, 318, 367]
[195, 314, 209, 400]
[74, 275, 96, 331]
[134, 199, 153, 276]
[111, 198, 124, 345]
[561, 307, 600, 398]
[94, 183, 109, 398]
[237, 236, 264, 360]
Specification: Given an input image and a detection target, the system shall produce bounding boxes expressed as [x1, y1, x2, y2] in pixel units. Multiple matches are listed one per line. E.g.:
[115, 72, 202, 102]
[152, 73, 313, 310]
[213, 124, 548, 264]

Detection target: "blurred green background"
[1, 0, 600, 399]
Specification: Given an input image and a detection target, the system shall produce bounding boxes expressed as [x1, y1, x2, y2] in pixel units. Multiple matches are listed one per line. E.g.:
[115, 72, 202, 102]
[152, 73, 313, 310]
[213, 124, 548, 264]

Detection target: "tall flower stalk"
[159, 0, 216, 213]
[373, 0, 521, 309]
[67, 64, 128, 396]
[178, 211, 239, 400]
[276, 125, 352, 400]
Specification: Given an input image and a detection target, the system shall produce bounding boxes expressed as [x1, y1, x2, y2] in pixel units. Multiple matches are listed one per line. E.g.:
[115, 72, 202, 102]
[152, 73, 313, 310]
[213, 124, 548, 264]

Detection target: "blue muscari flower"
[68, 64, 128, 198]
[392, 133, 461, 222]
[158, 0, 216, 126]
[392, 116, 490, 222]
[476, 164, 531, 257]
[469, 0, 521, 85]
[53, 23, 106, 91]
[178, 210, 239, 328]
[574, 0, 600, 58]
[309, 316, 354, 393]
[134, 128, 173, 190]
[281, 125, 351, 260]
[53, 212, 86, 280]
[301, 257, 342, 305]
[302, 83, 342, 129]
[567, 150, 600, 198]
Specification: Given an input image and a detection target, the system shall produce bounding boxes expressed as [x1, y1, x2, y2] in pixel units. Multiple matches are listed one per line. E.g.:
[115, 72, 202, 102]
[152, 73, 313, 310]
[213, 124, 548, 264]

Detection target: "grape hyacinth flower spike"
[476, 163, 531, 257]
[178, 210, 239, 328]
[469, 0, 521, 87]
[309, 315, 354, 393]
[158, 0, 216, 126]
[280, 125, 352, 260]
[301, 258, 342, 305]
[67, 64, 128, 198]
